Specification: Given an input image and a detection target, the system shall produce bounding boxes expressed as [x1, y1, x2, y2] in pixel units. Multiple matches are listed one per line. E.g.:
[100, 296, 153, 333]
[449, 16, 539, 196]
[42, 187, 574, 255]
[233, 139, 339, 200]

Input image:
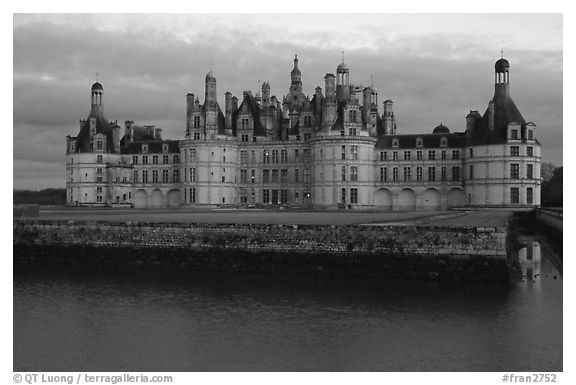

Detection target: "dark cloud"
[13, 16, 563, 189]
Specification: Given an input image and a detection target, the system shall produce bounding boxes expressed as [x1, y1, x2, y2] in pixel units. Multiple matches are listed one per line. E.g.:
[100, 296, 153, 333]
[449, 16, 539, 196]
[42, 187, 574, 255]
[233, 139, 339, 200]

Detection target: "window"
[527, 188, 534, 204]
[351, 146, 358, 160]
[441, 166, 447, 181]
[96, 140, 103, 150]
[417, 151, 423, 161]
[469, 165, 474, 179]
[393, 167, 399, 182]
[263, 150, 270, 164]
[350, 188, 358, 204]
[303, 169, 311, 183]
[452, 150, 460, 160]
[528, 130, 533, 140]
[281, 169, 288, 183]
[441, 150, 446, 160]
[280, 189, 288, 204]
[173, 169, 179, 183]
[173, 154, 179, 163]
[191, 187, 196, 203]
[281, 149, 288, 163]
[403, 167, 411, 182]
[152, 170, 159, 183]
[252, 150, 256, 163]
[240, 150, 248, 163]
[240, 169, 247, 184]
[133, 170, 138, 183]
[294, 149, 299, 161]
[349, 110, 357, 123]
[153, 155, 159, 165]
[349, 127, 356, 136]
[191, 168, 196, 182]
[294, 169, 299, 183]
[469, 148, 474, 158]
[416, 138, 422, 147]
[510, 146, 519, 156]
[272, 150, 279, 163]
[96, 196, 103, 203]
[510, 164, 520, 179]
[527, 164, 533, 179]
[380, 152, 387, 161]
[251, 169, 255, 184]
[142, 170, 148, 183]
[341, 146, 346, 160]
[162, 169, 169, 183]
[132, 156, 138, 165]
[142, 144, 148, 154]
[96, 187, 103, 193]
[350, 166, 358, 182]
[416, 166, 423, 181]
[392, 151, 398, 161]
[97, 155, 103, 164]
[263, 189, 270, 204]
[241, 134, 249, 142]
[263, 170, 270, 183]
[341, 188, 346, 204]
[392, 139, 399, 148]
[163, 155, 169, 164]
[428, 150, 436, 160]
[142, 155, 148, 165]
[511, 129, 518, 140]
[193, 132, 201, 140]
[380, 167, 387, 182]
[527, 146, 533, 157]
[404, 151, 411, 161]
[510, 187, 520, 204]
[193, 116, 200, 128]
[428, 167, 436, 182]
[341, 165, 346, 182]
[190, 149, 196, 160]
[272, 169, 279, 183]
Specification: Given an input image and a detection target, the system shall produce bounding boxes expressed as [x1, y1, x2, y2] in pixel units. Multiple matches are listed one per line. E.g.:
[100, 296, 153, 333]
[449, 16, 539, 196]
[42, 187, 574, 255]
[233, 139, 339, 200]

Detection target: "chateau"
[65, 55, 541, 210]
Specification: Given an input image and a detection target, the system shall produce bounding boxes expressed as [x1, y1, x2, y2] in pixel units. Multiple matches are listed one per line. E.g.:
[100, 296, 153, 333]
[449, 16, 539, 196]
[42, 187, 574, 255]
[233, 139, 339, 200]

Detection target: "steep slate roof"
[74, 108, 119, 153]
[375, 132, 467, 149]
[121, 140, 180, 154]
[469, 85, 526, 145]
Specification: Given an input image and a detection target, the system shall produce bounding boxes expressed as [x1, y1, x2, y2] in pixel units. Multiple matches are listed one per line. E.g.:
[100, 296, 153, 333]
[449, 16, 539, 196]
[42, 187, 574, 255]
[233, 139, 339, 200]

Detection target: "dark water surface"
[13, 239, 562, 371]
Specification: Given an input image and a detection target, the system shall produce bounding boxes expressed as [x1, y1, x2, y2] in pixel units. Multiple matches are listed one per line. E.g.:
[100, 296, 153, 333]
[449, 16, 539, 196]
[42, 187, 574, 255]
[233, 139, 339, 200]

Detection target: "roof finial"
[96, 72, 99, 82]
[501, 49, 504, 59]
[341, 51, 345, 64]
[370, 74, 374, 87]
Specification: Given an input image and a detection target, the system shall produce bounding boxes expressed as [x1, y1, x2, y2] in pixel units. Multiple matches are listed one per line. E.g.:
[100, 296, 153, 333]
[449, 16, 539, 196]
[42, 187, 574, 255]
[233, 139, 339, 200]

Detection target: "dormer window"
[162, 144, 169, 153]
[142, 144, 148, 154]
[528, 130, 533, 140]
[96, 140, 103, 150]
[440, 137, 447, 147]
[511, 129, 518, 140]
[416, 138, 423, 148]
[392, 138, 399, 148]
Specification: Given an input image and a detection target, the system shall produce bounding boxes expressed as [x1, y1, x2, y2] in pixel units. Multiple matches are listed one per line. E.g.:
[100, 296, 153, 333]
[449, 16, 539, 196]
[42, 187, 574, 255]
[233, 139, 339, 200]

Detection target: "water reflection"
[14, 237, 562, 372]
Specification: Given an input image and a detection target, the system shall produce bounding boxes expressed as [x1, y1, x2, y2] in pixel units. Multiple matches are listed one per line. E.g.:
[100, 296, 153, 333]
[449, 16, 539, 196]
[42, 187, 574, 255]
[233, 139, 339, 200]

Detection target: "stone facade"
[66, 55, 541, 210]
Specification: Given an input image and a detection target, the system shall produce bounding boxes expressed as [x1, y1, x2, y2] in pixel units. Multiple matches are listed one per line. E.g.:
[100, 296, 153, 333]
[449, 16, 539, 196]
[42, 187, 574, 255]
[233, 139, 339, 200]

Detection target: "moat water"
[13, 237, 562, 371]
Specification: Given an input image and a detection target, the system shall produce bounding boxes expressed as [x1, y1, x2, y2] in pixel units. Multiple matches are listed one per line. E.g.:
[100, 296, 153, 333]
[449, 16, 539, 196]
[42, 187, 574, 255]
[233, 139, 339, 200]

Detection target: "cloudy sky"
[13, 13, 562, 190]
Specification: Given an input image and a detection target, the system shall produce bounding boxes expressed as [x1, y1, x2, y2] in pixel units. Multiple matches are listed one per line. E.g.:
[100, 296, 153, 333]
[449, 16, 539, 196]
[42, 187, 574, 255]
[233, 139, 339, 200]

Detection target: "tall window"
[162, 169, 169, 183]
[281, 149, 288, 163]
[281, 169, 288, 183]
[510, 164, 520, 179]
[295, 169, 299, 183]
[441, 166, 447, 181]
[173, 169, 179, 183]
[510, 146, 520, 156]
[350, 166, 358, 182]
[469, 165, 474, 179]
[132, 156, 138, 165]
[152, 170, 159, 183]
[428, 150, 435, 160]
[452, 167, 460, 182]
[153, 155, 159, 165]
[452, 150, 460, 160]
[393, 167, 399, 182]
[341, 165, 346, 181]
[428, 167, 436, 182]
[404, 151, 410, 161]
[441, 150, 446, 160]
[272, 150, 279, 163]
[403, 167, 411, 182]
[191, 188, 196, 203]
[528, 130, 534, 140]
[416, 167, 423, 182]
[191, 168, 196, 182]
[193, 116, 200, 128]
[263, 189, 270, 204]
[240, 169, 247, 184]
[510, 187, 520, 204]
[97, 155, 103, 164]
[351, 146, 358, 160]
[350, 188, 358, 204]
[97, 140, 103, 150]
[527, 146, 533, 157]
[417, 151, 422, 160]
[142, 170, 148, 183]
[341, 146, 346, 160]
[133, 170, 138, 183]
[251, 170, 255, 184]
[349, 127, 356, 136]
[393, 151, 398, 161]
[527, 164, 533, 179]
[341, 188, 346, 204]
[380, 152, 387, 161]
[263, 169, 270, 183]
[511, 129, 518, 140]
[263, 150, 270, 164]
[527, 188, 534, 204]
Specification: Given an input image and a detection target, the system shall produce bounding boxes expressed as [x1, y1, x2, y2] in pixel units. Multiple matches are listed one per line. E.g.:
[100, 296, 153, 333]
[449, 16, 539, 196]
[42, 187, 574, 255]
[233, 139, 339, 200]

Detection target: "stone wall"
[13, 220, 509, 281]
